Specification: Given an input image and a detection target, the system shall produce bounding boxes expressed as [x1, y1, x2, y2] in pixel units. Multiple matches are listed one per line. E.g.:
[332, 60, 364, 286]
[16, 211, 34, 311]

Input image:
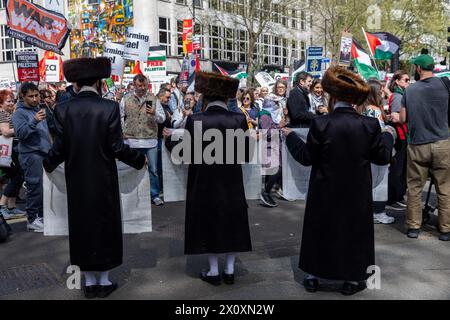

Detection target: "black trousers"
[388, 140, 407, 204]
[264, 167, 282, 194]
[3, 148, 24, 199]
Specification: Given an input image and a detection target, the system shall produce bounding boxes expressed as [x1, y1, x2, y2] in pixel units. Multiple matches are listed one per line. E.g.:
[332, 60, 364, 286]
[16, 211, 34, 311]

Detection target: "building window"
[0, 25, 36, 63]
[300, 10, 306, 31]
[300, 41, 306, 61]
[177, 20, 184, 57]
[224, 28, 234, 61]
[209, 0, 220, 10]
[159, 17, 171, 56]
[209, 25, 223, 60]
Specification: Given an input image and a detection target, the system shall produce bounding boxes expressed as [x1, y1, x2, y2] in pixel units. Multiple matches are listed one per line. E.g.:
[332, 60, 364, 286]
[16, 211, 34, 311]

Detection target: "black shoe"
[83, 285, 98, 299]
[341, 281, 366, 296]
[303, 278, 319, 293]
[260, 192, 278, 207]
[387, 202, 406, 211]
[439, 232, 450, 241]
[222, 271, 235, 285]
[407, 228, 420, 239]
[97, 283, 118, 298]
[200, 271, 221, 286]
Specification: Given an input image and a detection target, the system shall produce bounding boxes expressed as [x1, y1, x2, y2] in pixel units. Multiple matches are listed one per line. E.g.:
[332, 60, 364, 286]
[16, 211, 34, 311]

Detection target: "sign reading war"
[6, 0, 71, 54]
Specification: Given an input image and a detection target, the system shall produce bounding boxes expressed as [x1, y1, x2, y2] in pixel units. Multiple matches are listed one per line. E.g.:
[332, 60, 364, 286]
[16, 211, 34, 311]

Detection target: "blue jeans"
[18, 152, 45, 222]
[136, 147, 160, 200]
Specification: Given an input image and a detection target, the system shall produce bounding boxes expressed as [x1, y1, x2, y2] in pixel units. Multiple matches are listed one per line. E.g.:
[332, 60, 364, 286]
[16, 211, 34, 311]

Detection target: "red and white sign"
[16, 51, 39, 82]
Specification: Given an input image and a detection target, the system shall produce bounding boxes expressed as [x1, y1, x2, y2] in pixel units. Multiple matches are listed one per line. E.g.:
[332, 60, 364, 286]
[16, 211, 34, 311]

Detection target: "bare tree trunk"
[247, 34, 257, 87]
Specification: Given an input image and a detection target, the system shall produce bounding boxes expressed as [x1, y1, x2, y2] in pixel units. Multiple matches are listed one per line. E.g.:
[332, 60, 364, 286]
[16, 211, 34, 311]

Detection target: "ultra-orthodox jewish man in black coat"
[182, 72, 253, 286]
[281, 66, 395, 295]
[43, 58, 146, 299]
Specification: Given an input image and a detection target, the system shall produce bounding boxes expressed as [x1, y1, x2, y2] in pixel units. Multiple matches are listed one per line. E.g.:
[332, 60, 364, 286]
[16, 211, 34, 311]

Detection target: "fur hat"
[63, 57, 111, 83]
[195, 71, 239, 99]
[322, 66, 370, 105]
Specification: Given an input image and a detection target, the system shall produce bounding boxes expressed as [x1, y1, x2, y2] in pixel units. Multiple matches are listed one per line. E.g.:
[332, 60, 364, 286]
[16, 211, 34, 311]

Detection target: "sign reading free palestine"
[143, 46, 167, 84]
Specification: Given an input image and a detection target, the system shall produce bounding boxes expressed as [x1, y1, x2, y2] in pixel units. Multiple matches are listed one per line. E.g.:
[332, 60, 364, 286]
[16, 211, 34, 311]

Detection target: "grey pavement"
[0, 191, 449, 300]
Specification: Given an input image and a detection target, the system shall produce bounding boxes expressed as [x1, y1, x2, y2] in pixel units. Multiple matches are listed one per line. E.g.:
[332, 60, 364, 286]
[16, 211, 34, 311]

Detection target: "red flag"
[132, 61, 143, 75]
[195, 53, 200, 72]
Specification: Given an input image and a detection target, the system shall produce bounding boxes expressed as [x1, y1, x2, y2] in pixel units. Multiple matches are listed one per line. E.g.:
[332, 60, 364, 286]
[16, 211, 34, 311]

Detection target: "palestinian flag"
[435, 71, 450, 78]
[365, 32, 401, 60]
[213, 63, 248, 79]
[352, 40, 379, 80]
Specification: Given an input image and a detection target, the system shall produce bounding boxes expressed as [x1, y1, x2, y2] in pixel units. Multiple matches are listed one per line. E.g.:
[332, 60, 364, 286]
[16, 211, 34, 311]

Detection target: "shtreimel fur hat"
[63, 57, 111, 83]
[322, 66, 370, 106]
[195, 71, 239, 99]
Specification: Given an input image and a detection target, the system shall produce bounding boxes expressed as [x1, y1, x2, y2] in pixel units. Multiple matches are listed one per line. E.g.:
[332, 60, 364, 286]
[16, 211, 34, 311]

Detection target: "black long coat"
[184, 104, 252, 255]
[286, 107, 394, 281]
[43, 91, 145, 271]
[287, 85, 315, 128]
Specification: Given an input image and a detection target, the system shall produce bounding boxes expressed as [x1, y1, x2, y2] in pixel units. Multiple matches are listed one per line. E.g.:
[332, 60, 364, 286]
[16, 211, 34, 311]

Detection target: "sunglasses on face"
[243, 97, 251, 101]
[404, 78, 410, 82]
[277, 87, 286, 90]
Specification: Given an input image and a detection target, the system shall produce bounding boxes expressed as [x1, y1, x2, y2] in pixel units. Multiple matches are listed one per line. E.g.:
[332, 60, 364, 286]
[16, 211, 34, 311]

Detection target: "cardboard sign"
[255, 72, 276, 88]
[143, 46, 167, 84]
[103, 42, 125, 77]
[192, 35, 201, 51]
[0, 79, 12, 89]
[182, 19, 193, 55]
[6, 0, 71, 54]
[339, 32, 353, 67]
[44, 59, 60, 82]
[123, 28, 151, 62]
[16, 51, 39, 82]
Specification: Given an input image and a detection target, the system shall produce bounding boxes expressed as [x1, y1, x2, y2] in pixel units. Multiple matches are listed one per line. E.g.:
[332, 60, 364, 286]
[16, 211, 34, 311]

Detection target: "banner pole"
[362, 27, 380, 73]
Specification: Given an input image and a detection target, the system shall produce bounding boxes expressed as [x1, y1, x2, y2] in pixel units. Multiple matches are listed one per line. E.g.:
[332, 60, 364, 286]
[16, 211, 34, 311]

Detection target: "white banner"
[282, 129, 311, 201]
[45, 60, 60, 82]
[123, 28, 151, 62]
[103, 42, 125, 77]
[44, 162, 152, 236]
[162, 134, 262, 202]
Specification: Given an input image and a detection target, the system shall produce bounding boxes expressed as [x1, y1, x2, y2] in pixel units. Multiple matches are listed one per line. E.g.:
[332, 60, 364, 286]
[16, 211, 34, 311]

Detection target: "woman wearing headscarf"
[282, 66, 395, 295]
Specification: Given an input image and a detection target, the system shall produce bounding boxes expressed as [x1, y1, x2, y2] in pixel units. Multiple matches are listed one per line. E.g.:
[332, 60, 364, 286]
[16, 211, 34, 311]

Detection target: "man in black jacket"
[287, 71, 315, 128]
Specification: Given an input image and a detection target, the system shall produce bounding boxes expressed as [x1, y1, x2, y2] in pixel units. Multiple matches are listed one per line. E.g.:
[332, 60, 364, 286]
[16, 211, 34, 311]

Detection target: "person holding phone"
[120, 74, 166, 206]
[172, 91, 195, 129]
[12, 83, 50, 233]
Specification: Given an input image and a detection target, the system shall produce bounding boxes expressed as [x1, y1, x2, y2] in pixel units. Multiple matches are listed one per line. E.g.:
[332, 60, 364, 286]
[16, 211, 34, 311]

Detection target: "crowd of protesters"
[0, 53, 448, 245]
[0, 52, 447, 300]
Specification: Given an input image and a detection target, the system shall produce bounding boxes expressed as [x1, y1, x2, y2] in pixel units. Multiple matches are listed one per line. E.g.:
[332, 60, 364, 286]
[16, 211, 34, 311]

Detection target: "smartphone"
[146, 101, 153, 108]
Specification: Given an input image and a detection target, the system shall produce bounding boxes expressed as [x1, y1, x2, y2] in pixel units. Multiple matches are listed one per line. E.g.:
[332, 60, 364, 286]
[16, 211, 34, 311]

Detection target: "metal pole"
[324, 19, 327, 57]
[193, 0, 196, 27]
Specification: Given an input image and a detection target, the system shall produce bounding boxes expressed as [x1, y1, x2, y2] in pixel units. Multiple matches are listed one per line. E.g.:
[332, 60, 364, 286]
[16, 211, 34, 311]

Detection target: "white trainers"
[152, 197, 164, 206]
[27, 218, 44, 233]
[373, 213, 395, 225]
[1, 207, 27, 220]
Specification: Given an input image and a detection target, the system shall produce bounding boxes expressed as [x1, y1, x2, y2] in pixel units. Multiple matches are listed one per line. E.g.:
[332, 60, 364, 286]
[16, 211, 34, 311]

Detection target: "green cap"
[410, 54, 435, 70]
